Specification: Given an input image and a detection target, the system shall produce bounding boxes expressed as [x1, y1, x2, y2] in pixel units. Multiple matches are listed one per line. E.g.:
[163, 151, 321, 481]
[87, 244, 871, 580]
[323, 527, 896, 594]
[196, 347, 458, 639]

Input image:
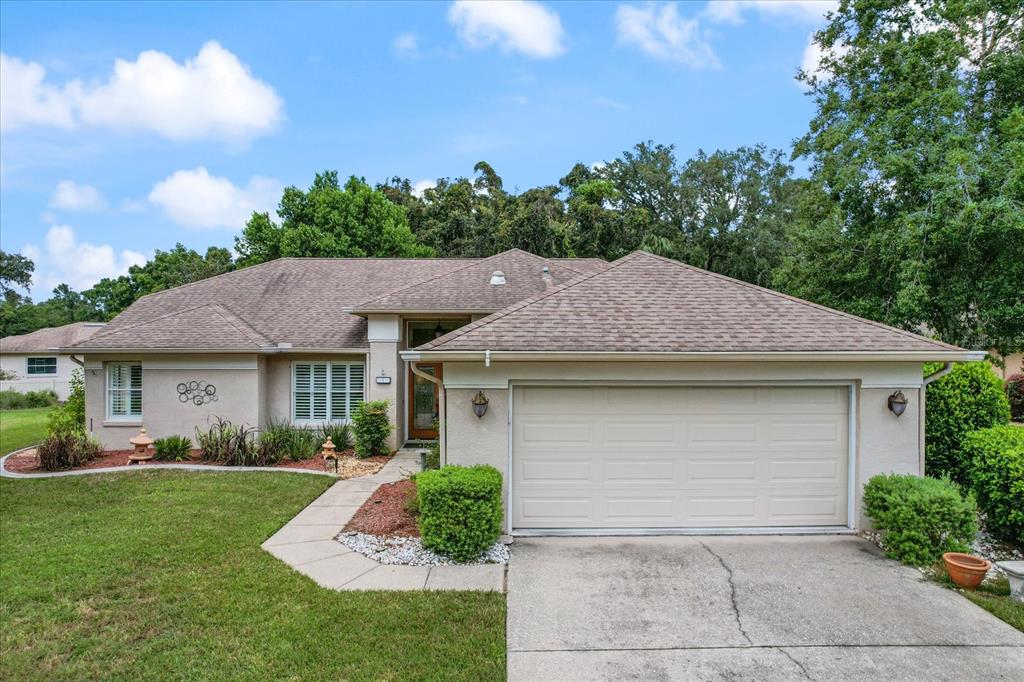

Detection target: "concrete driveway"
[507, 535, 1024, 681]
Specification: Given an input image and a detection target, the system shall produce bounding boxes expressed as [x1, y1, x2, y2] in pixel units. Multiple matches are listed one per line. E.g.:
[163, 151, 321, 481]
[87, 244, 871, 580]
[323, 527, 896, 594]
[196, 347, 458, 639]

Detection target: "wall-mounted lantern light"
[433, 322, 445, 338]
[471, 390, 489, 418]
[887, 390, 908, 417]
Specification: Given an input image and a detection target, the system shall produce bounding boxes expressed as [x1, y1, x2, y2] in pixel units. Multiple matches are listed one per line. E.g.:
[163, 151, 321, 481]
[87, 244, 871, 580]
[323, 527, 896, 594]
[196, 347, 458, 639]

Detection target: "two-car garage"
[510, 385, 851, 532]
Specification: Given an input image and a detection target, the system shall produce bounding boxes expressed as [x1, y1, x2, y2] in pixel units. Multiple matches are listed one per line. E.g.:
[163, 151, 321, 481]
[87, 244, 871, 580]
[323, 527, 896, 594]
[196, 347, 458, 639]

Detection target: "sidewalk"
[262, 449, 506, 592]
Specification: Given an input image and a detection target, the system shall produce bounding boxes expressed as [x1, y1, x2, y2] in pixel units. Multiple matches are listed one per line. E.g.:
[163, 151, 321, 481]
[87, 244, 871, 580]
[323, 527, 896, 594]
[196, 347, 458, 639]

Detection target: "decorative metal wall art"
[177, 380, 218, 406]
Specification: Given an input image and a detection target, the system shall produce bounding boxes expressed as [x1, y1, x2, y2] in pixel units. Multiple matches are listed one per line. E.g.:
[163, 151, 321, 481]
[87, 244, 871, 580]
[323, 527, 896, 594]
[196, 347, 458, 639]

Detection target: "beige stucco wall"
[441, 360, 927, 533]
[84, 352, 374, 450]
[84, 354, 261, 449]
[367, 341, 402, 448]
[264, 353, 368, 425]
[445, 387, 511, 517]
[992, 352, 1023, 380]
[1, 353, 82, 400]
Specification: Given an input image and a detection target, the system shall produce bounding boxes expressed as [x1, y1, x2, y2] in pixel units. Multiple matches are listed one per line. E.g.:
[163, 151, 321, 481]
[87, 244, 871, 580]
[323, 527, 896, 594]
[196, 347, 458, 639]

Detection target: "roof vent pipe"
[490, 270, 506, 285]
[541, 265, 553, 289]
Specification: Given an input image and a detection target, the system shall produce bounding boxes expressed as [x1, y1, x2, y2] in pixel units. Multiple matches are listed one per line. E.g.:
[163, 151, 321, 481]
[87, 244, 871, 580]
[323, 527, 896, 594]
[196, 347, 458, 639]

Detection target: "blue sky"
[0, 0, 835, 299]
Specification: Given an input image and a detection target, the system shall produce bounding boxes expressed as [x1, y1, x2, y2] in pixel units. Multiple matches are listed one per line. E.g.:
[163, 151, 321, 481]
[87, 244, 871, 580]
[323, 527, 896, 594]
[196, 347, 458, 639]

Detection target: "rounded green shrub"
[964, 425, 1024, 544]
[416, 465, 503, 562]
[863, 473, 977, 566]
[352, 400, 392, 458]
[925, 362, 1010, 483]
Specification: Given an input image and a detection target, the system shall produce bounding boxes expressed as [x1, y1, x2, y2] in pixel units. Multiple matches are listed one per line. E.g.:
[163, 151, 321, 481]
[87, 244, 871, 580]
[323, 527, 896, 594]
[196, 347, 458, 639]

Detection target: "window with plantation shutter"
[107, 362, 142, 420]
[293, 362, 364, 423]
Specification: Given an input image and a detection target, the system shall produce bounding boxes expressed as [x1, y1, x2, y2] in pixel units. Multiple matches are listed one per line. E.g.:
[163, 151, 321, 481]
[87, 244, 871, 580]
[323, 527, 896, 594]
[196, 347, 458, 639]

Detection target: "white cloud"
[411, 179, 436, 198]
[23, 225, 147, 292]
[449, 1, 566, 58]
[704, 1, 837, 25]
[49, 180, 106, 211]
[799, 31, 849, 88]
[615, 3, 719, 69]
[0, 41, 284, 143]
[148, 167, 282, 230]
[0, 54, 75, 130]
[393, 32, 420, 58]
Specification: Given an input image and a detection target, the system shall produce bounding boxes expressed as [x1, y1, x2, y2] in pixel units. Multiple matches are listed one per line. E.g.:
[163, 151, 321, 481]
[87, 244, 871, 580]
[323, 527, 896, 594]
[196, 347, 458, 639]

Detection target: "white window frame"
[106, 362, 143, 421]
[26, 356, 58, 375]
[291, 361, 364, 425]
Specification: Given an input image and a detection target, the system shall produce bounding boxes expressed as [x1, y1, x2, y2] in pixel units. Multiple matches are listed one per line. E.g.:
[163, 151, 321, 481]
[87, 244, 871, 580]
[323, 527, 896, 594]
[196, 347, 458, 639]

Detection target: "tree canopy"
[4, 0, 1021, 356]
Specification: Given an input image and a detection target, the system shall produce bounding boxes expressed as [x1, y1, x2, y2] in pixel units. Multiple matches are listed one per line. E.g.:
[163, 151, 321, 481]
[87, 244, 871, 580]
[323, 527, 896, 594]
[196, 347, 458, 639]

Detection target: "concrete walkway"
[507, 535, 1024, 681]
[262, 449, 505, 592]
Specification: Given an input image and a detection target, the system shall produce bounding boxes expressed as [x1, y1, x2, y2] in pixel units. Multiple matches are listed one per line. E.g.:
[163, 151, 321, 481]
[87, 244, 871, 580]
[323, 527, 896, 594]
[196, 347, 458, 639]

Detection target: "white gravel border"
[337, 531, 510, 566]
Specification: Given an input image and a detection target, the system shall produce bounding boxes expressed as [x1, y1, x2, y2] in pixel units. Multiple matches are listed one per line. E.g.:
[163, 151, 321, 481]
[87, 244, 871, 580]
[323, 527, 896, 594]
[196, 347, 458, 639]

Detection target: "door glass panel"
[412, 366, 437, 430]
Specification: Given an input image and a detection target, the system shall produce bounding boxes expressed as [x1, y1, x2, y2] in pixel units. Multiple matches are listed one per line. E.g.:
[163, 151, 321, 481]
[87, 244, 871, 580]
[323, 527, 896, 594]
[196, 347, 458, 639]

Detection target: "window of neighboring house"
[292, 362, 364, 423]
[26, 357, 57, 375]
[107, 363, 142, 420]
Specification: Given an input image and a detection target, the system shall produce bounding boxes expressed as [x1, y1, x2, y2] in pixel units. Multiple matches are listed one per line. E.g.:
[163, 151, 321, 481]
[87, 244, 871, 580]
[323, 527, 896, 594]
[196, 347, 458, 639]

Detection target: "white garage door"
[511, 385, 849, 531]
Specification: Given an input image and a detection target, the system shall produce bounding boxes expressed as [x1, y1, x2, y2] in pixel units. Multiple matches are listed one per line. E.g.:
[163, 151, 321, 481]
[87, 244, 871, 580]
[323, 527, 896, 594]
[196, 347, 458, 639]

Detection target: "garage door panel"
[513, 385, 849, 530]
[605, 458, 676, 482]
[519, 419, 593, 446]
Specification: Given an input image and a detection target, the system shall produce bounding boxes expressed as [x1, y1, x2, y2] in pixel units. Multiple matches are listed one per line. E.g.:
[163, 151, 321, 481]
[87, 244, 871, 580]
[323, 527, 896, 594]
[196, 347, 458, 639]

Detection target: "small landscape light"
[471, 390, 489, 418]
[887, 390, 908, 417]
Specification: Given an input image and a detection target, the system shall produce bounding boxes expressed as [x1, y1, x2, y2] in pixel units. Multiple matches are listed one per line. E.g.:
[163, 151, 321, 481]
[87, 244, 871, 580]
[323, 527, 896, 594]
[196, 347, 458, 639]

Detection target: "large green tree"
[0, 251, 34, 305]
[778, 0, 1024, 353]
[236, 172, 433, 265]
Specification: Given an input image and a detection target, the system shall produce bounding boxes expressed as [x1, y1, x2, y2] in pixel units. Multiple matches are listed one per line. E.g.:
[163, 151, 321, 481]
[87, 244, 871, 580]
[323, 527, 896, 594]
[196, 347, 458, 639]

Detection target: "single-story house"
[1, 322, 106, 400]
[61, 249, 983, 534]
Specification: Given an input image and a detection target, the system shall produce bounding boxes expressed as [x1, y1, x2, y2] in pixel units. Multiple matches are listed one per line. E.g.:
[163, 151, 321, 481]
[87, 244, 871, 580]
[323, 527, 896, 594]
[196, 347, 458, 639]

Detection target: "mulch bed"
[343, 479, 420, 537]
[3, 447, 392, 477]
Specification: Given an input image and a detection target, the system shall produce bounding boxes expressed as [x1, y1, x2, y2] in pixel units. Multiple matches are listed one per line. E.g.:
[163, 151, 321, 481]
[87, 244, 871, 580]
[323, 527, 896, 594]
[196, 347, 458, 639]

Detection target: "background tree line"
[2, 0, 1020, 356]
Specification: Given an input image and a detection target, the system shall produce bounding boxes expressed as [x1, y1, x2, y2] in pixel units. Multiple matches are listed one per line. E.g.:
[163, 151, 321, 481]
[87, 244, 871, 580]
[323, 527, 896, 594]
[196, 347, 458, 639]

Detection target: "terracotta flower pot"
[943, 552, 990, 589]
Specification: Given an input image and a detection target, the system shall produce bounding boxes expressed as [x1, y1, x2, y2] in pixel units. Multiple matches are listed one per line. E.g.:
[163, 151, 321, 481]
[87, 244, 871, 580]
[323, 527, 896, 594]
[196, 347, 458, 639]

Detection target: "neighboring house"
[61, 249, 981, 534]
[1, 322, 106, 400]
[990, 351, 1023, 380]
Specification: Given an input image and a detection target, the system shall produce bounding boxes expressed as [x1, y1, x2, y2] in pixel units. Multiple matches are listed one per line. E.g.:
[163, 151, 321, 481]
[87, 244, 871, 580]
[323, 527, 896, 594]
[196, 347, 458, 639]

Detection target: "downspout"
[919, 362, 954, 475]
[69, 355, 85, 368]
[410, 361, 445, 464]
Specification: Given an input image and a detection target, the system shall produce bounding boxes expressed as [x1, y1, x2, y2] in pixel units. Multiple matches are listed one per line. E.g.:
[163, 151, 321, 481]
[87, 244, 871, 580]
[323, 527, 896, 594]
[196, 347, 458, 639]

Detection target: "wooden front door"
[408, 364, 442, 439]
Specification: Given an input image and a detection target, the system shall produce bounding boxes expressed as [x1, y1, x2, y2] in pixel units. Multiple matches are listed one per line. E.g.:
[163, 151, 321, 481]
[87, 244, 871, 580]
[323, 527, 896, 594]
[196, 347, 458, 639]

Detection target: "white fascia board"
[400, 350, 987, 363]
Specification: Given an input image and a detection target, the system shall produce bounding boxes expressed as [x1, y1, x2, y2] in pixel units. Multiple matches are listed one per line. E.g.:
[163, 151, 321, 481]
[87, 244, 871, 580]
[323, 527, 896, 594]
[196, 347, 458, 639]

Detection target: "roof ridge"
[78, 302, 265, 348]
[629, 250, 961, 351]
[205, 304, 274, 348]
[419, 253, 642, 350]
[349, 249, 583, 310]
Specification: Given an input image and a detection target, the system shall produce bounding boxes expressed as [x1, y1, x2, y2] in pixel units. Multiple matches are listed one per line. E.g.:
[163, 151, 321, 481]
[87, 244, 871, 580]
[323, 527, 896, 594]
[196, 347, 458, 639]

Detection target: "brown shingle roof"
[81, 304, 274, 351]
[418, 251, 964, 354]
[68, 258, 476, 352]
[1, 322, 107, 353]
[349, 249, 594, 313]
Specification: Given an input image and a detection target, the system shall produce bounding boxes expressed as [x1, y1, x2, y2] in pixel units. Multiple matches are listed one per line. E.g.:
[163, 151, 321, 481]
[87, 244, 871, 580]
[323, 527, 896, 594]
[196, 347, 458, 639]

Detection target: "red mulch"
[2, 447, 393, 475]
[343, 479, 420, 537]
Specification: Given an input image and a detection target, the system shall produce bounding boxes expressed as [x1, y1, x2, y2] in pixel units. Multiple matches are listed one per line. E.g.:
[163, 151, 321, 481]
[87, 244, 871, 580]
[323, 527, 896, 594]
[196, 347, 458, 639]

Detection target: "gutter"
[922, 362, 955, 385]
[401, 350, 987, 363]
[55, 347, 370, 355]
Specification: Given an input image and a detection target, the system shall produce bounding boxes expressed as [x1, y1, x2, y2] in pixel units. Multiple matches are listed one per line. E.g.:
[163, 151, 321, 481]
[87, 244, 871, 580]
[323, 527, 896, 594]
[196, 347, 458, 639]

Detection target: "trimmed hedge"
[416, 465, 502, 562]
[863, 473, 977, 566]
[964, 425, 1024, 544]
[352, 400, 392, 458]
[925, 362, 1010, 483]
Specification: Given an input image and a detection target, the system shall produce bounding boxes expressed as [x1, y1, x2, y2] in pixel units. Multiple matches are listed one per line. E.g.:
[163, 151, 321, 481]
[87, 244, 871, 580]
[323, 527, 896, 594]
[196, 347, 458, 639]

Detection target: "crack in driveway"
[700, 541, 752, 646]
[777, 647, 814, 680]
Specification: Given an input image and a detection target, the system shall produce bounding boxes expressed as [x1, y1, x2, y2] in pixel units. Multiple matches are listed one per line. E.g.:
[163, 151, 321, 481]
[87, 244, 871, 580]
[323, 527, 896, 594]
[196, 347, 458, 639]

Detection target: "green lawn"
[0, 407, 53, 455]
[0, 472, 506, 680]
[931, 568, 1024, 632]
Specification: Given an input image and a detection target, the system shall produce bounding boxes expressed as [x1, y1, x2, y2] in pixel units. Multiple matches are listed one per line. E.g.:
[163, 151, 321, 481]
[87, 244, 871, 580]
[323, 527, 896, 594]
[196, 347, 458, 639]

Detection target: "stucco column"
[366, 314, 402, 449]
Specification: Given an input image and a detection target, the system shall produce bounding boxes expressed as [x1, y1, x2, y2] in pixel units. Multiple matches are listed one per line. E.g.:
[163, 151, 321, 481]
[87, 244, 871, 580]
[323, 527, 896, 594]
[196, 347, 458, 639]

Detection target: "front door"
[408, 364, 442, 439]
